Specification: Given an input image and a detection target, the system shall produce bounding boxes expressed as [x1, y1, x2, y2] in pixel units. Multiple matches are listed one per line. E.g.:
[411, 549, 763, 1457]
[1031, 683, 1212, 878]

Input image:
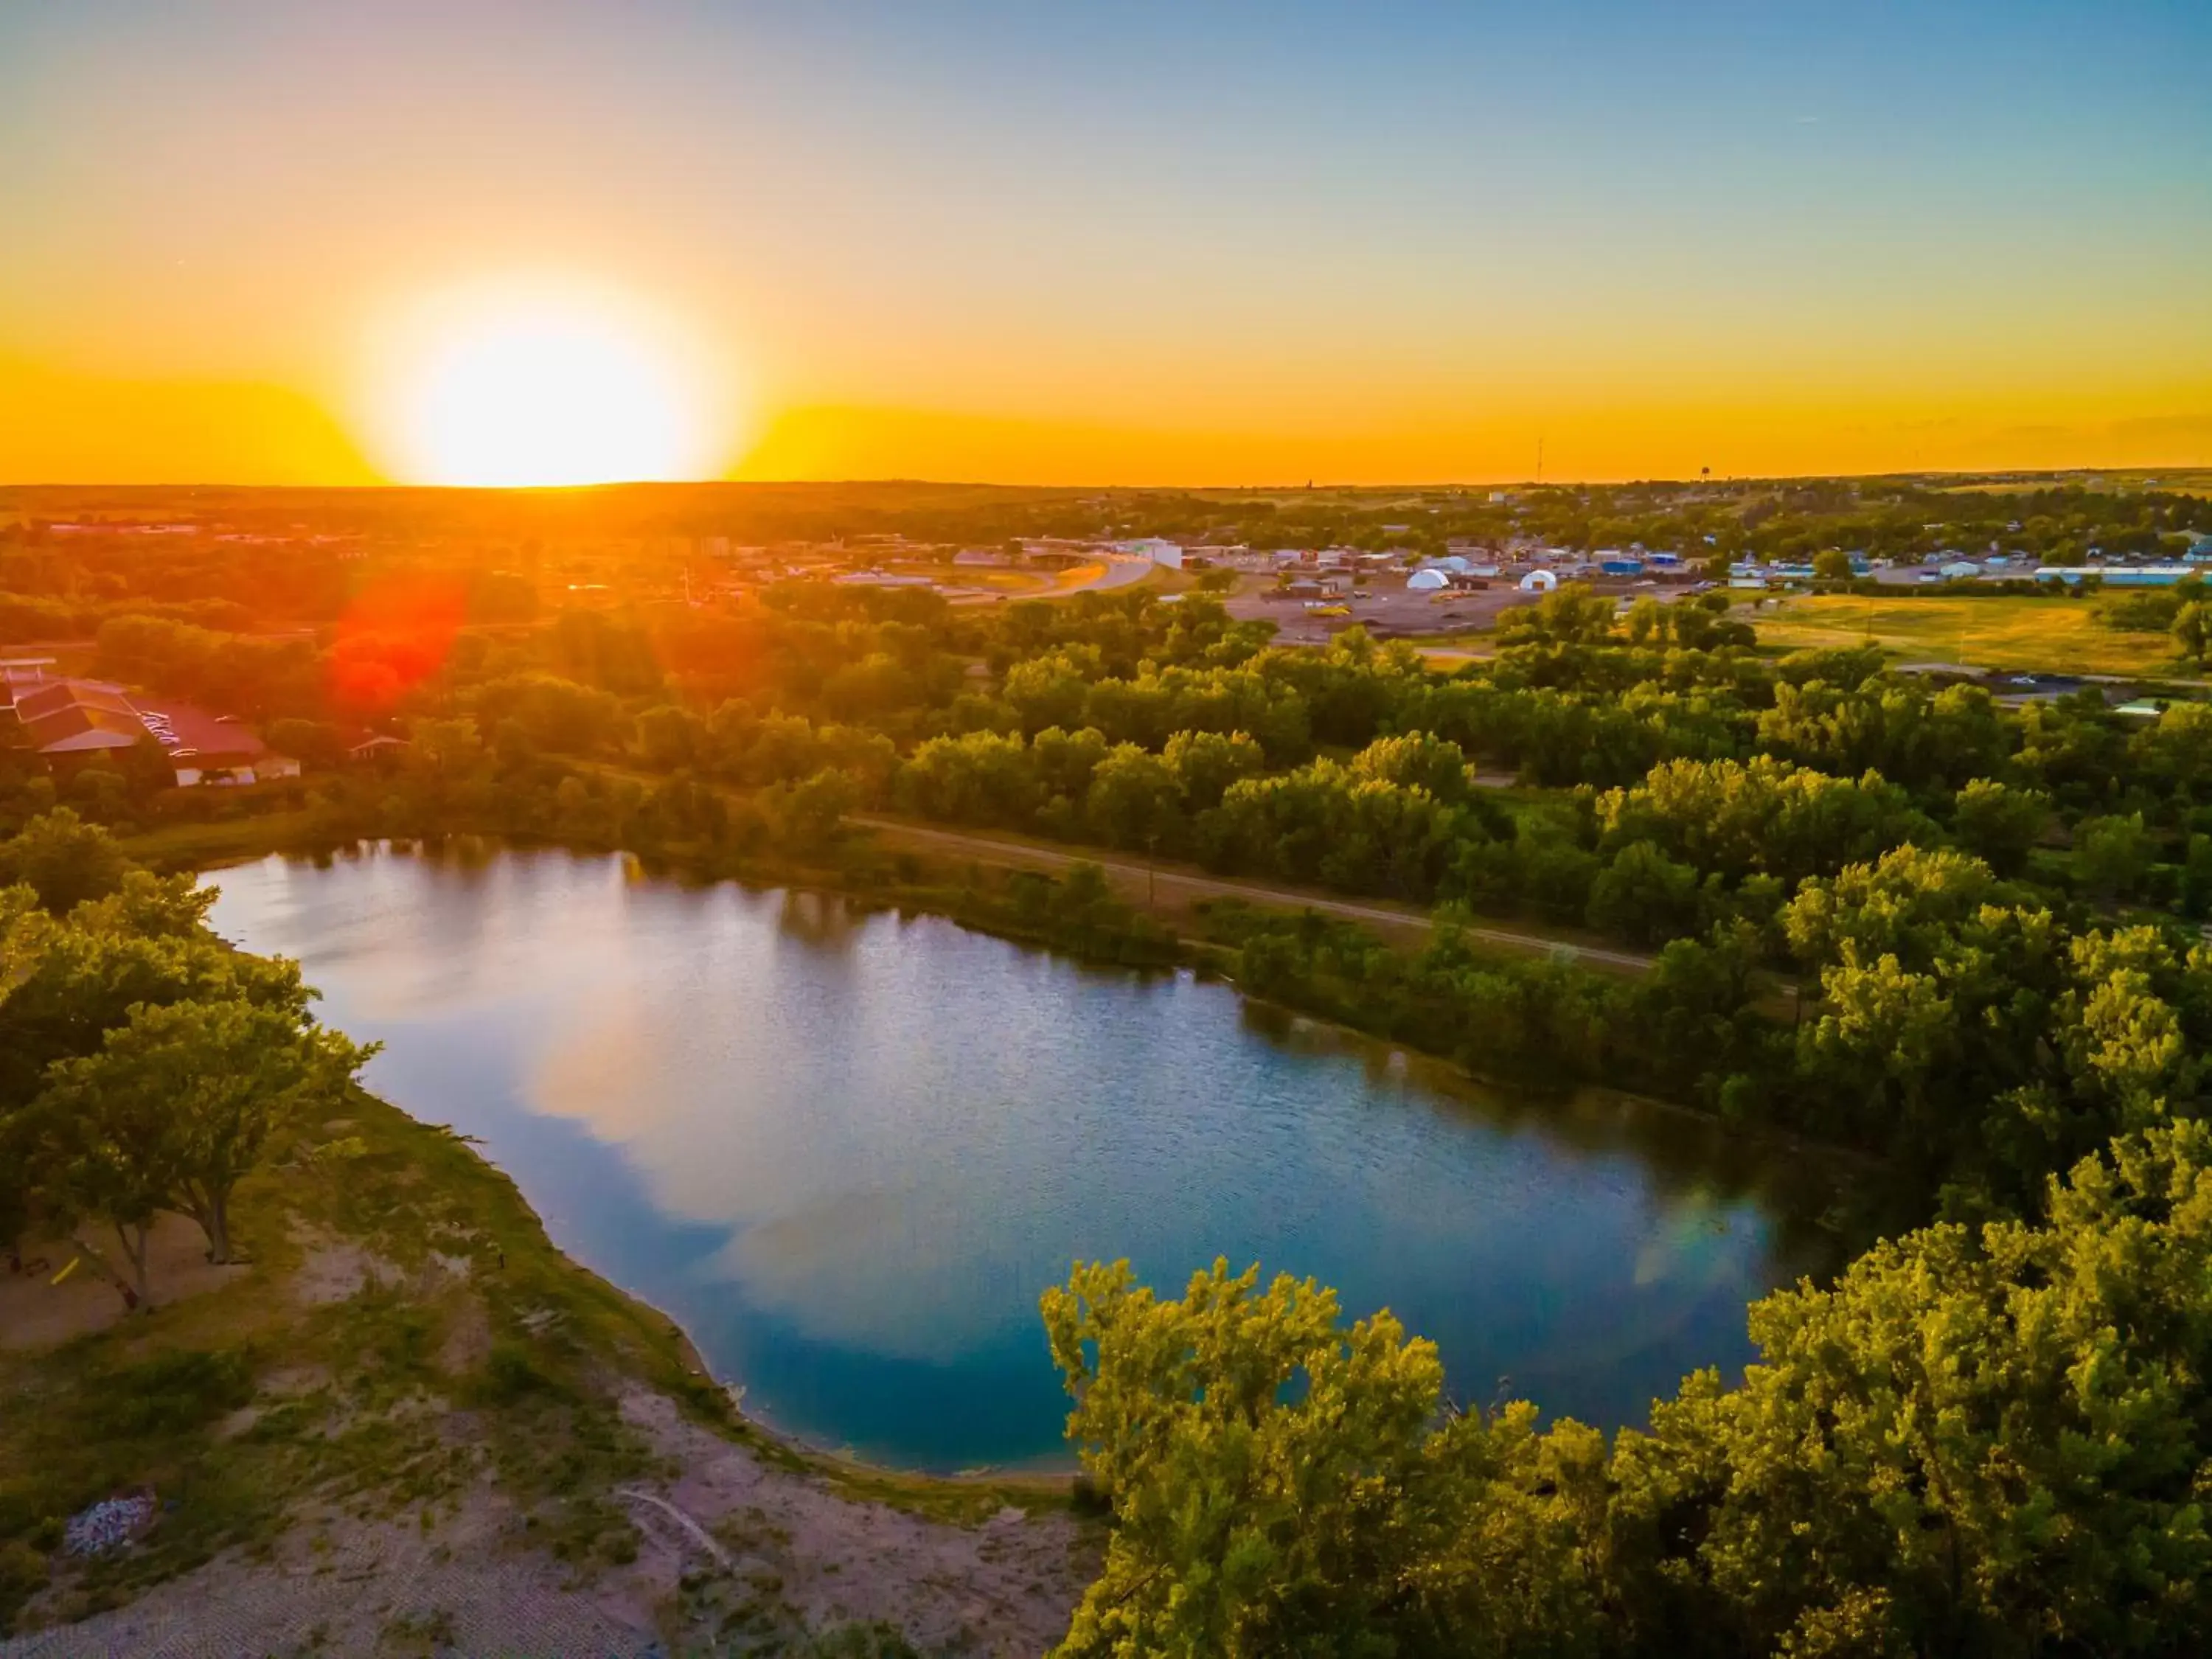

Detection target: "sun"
[378, 285, 720, 487]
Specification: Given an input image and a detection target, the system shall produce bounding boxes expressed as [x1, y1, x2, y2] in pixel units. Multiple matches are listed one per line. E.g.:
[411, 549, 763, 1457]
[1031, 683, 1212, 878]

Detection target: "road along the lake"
[848, 814, 1658, 973]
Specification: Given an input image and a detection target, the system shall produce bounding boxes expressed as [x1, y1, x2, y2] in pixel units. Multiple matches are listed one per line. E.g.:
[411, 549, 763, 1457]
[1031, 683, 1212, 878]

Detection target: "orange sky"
[4, 4, 2208, 487]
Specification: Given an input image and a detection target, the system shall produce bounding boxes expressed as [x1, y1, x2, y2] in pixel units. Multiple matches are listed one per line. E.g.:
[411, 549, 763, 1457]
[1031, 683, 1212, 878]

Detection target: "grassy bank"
[2, 1082, 675, 1628]
[1749, 591, 2193, 676]
[0, 1060, 1076, 1641]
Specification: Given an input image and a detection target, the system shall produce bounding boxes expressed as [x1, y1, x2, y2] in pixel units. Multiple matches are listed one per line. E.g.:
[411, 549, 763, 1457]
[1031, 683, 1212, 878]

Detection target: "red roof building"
[2, 677, 299, 785]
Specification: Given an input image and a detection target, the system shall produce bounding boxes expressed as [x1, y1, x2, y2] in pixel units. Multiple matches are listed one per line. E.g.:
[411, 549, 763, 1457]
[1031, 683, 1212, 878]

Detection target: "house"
[347, 732, 411, 762]
[2039, 564, 2195, 588]
[1, 656, 60, 703]
[5, 677, 296, 785]
[170, 749, 302, 787]
[9, 680, 149, 758]
[1938, 560, 1985, 580]
[132, 698, 299, 786]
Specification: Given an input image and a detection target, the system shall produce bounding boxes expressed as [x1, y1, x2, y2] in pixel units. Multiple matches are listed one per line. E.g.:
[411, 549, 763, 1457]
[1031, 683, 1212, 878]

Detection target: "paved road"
[1055, 554, 1156, 594]
[849, 814, 1657, 973]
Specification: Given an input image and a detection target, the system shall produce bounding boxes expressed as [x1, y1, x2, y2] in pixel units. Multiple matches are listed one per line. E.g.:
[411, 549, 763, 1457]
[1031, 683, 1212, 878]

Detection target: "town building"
[1117, 537, 1184, 570]
[1, 670, 298, 786]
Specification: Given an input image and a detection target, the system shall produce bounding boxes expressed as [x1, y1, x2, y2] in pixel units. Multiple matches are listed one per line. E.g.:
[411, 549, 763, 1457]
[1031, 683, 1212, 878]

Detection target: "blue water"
[204, 843, 1837, 1472]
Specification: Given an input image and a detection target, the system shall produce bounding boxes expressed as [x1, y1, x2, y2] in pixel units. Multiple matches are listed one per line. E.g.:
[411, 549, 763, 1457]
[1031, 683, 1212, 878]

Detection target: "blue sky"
[2, 1, 2207, 481]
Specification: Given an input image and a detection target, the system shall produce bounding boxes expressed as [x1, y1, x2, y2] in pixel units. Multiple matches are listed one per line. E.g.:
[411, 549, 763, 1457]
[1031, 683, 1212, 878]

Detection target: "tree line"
[0, 811, 366, 1304]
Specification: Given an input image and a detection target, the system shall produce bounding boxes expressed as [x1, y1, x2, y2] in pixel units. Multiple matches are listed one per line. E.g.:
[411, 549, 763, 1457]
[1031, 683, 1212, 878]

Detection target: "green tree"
[2170, 600, 2210, 664]
[0, 893, 316, 1119]
[1162, 728, 1266, 813]
[1585, 840, 1703, 945]
[1497, 583, 1616, 647]
[1812, 548, 1854, 582]
[1040, 1258, 1585, 1658]
[2074, 813, 2153, 902]
[1004, 650, 1097, 735]
[1084, 745, 1185, 852]
[35, 997, 368, 1270]
[1949, 778, 2050, 876]
[1613, 1123, 2212, 1656]
[1351, 731, 1472, 801]
[782, 767, 858, 845]
[0, 1110, 30, 1273]
[265, 717, 347, 770]
[0, 808, 128, 914]
[633, 703, 704, 769]
[1045, 1122, 2212, 1658]
[403, 714, 487, 778]
[1797, 950, 1958, 1143]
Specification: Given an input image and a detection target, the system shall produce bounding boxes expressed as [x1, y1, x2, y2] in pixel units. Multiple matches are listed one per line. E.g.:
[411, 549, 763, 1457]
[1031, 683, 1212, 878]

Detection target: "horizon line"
[2, 462, 2205, 497]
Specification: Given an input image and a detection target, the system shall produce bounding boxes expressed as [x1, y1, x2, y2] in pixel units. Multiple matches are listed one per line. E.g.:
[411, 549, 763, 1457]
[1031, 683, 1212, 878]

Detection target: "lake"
[204, 841, 1843, 1472]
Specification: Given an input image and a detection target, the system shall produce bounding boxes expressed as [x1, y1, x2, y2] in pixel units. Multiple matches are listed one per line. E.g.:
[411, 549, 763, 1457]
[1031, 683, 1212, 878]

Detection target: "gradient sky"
[3, 1, 2209, 485]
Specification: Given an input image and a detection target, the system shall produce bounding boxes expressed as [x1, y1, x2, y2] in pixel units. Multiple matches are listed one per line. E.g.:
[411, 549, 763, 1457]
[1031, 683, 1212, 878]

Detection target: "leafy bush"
[80, 1349, 254, 1441]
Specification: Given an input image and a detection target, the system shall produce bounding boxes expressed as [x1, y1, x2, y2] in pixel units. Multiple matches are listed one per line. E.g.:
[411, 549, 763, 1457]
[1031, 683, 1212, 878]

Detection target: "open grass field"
[1933, 469, 2212, 497]
[1747, 593, 2195, 678]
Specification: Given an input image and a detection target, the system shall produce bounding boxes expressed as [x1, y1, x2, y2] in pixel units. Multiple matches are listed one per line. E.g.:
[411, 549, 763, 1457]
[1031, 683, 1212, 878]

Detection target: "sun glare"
[381, 287, 719, 487]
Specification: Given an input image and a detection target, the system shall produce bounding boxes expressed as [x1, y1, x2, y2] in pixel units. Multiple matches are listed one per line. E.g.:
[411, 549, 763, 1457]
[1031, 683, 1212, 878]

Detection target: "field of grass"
[115, 807, 328, 873]
[1933, 469, 2212, 497]
[1747, 593, 2196, 678]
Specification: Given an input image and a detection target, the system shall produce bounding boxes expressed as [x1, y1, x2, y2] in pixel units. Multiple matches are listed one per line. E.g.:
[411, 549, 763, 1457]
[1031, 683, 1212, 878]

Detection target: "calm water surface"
[206, 843, 1841, 1471]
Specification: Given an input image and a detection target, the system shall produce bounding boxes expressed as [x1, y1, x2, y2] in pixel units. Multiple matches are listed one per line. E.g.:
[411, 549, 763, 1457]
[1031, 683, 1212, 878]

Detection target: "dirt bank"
[0, 1093, 1096, 1657]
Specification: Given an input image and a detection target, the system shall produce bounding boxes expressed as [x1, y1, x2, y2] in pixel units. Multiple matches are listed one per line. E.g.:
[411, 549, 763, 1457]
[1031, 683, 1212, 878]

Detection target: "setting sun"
[378, 287, 720, 487]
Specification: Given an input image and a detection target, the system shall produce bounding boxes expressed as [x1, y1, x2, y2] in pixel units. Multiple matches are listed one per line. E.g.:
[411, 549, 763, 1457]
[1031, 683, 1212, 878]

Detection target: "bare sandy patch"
[435, 1292, 492, 1374]
[616, 1388, 1094, 1655]
[0, 1218, 248, 1353]
[0, 1380, 1093, 1658]
[2, 1486, 653, 1659]
[287, 1227, 403, 1307]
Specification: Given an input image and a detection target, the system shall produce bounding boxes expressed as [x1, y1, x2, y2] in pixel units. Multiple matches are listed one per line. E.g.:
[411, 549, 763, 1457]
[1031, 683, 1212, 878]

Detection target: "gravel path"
[851, 814, 1658, 972]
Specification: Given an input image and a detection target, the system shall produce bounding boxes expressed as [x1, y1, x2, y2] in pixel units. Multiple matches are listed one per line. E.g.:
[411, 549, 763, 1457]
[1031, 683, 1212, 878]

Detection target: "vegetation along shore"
[9, 473, 2212, 1652]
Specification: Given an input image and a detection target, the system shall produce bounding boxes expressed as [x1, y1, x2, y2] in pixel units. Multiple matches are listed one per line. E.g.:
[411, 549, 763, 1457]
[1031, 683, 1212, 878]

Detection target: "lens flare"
[374, 282, 723, 487]
[328, 577, 467, 712]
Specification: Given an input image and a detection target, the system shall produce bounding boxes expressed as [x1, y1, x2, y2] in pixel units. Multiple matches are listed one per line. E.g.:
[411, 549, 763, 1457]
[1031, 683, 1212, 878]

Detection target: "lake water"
[204, 842, 1842, 1472]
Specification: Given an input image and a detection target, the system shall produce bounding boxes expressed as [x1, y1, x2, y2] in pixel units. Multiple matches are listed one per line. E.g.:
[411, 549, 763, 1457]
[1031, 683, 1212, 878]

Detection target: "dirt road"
[849, 815, 1656, 973]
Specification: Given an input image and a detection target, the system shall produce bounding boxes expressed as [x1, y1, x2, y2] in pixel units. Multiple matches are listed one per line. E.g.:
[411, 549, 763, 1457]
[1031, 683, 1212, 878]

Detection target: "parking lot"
[1220, 571, 1538, 644]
